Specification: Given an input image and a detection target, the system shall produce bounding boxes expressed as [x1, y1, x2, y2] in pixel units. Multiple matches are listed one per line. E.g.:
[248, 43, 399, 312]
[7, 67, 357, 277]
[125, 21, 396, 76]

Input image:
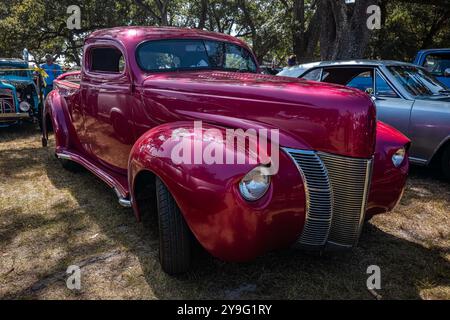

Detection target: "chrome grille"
[0, 89, 15, 114]
[284, 148, 373, 249]
[287, 150, 332, 247]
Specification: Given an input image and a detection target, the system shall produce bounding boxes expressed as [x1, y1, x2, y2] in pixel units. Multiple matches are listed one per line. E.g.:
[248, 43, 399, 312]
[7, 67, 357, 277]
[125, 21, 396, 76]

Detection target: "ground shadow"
[0, 122, 40, 144]
[31, 142, 448, 300]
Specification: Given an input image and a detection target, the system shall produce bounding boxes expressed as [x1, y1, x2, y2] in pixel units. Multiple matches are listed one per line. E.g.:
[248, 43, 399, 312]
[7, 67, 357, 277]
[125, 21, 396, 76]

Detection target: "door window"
[90, 47, 125, 73]
[347, 71, 374, 93]
[375, 72, 398, 98]
[320, 67, 375, 94]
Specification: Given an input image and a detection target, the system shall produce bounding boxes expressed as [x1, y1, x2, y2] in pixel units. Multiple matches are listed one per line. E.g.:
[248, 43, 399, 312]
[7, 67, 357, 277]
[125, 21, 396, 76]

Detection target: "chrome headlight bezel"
[392, 147, 406, 167]
[19, 101, 31, 112]
[238, 166, 271, 201]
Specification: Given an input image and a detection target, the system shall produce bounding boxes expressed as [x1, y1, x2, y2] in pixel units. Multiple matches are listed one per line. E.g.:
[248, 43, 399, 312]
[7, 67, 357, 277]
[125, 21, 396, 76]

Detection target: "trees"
[0, 0, 449, 67]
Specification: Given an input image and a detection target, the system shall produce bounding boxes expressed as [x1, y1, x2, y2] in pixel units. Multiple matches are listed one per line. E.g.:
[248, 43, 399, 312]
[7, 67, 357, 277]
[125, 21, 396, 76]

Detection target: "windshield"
[387, 65, 448, 97]
[0, 64, 30, 78]
[423, 53, 450, 77]
[136, 39, 257, 73]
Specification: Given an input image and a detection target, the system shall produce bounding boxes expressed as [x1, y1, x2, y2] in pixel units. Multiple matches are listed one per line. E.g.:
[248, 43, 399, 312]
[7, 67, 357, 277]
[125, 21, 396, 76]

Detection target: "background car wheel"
[58, 158, 81, 172]
[441, 145, 450, 180]
[156, 177, 191, 274]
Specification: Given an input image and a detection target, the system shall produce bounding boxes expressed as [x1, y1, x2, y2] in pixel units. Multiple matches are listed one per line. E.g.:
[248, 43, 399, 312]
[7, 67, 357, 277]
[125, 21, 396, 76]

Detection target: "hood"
[141, 71, 377, 158]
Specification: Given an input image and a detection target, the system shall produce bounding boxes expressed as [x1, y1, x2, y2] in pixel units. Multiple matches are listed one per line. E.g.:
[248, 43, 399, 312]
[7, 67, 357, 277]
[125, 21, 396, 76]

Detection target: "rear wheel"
[156, 177, 191, 274]
[441, 145, 450, 180]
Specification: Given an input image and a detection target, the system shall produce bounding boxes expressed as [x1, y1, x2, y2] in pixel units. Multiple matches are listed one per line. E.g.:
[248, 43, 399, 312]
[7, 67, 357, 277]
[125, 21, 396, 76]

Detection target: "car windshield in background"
[136, 39, 257, 73]
[387, 65, 448, 97]
[423, 53, 450, 77]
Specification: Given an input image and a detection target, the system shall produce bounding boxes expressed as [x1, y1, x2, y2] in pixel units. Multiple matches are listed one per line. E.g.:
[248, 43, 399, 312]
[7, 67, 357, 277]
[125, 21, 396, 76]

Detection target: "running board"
[56, 151, 132, 208]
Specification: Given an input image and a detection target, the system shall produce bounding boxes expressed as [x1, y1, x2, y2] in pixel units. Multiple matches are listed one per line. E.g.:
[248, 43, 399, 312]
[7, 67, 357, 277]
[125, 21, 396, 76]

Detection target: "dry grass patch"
[0, 123, 449, 299]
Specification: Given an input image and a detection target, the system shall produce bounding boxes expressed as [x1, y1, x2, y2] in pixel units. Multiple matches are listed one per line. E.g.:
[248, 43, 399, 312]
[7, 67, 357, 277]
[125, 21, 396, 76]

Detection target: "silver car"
[278, 60, 450, 179]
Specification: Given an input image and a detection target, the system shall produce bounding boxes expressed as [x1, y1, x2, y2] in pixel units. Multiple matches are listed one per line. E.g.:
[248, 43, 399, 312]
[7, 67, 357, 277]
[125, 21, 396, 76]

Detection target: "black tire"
[58, 158, 81, 172]
[441, 145, 450, 180]
[155, 177, 191, 274]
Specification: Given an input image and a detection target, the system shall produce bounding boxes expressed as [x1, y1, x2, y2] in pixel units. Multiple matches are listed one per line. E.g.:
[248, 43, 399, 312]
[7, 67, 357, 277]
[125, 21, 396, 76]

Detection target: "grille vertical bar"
[284, 148, 372, 249]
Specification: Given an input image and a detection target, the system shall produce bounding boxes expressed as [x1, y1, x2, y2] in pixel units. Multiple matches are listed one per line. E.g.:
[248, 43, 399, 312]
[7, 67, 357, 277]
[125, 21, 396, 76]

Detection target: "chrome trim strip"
[118, 198, 132, 208]
[409, 157, 427, 165]
[56, 152, 72, 160]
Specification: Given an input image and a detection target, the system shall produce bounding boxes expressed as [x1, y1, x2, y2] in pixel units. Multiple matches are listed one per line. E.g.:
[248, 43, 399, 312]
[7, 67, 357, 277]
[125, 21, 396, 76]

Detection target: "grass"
[0, 122, 449, 299]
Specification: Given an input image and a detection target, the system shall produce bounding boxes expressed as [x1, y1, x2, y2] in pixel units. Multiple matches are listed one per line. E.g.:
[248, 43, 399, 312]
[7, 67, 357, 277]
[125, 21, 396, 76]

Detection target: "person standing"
[40, 54, 62, 97]
[287, 55, 297, 67]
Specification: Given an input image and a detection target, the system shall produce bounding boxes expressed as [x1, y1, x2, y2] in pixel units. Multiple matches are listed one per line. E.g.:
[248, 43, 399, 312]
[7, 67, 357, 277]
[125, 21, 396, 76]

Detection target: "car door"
[372, 69, 414, 136]
[81, 42, 134, 172]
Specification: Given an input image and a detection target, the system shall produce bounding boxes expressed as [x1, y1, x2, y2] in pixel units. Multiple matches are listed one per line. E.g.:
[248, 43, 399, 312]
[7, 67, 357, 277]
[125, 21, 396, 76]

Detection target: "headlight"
[392, 147, 406, 167]
[19, 101, 31, 112]
[239, 166, 271, 201]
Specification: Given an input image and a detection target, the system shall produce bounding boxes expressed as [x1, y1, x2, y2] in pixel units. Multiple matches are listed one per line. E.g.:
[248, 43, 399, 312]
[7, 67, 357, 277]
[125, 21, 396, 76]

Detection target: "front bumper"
[0, 112, 30, 122]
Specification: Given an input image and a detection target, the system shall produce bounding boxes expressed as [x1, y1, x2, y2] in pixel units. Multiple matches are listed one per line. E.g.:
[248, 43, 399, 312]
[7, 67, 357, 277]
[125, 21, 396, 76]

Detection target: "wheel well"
[430, 139, 450, 166]
[133, 170, 157, 221]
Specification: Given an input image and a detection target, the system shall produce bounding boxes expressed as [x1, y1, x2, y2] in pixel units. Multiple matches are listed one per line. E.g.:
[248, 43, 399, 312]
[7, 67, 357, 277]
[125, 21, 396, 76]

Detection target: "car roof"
[0, 58, 28, 67]
[417, 48, 450, 54]
[86, 26, 249, 50]
[296, 60, 418, 68]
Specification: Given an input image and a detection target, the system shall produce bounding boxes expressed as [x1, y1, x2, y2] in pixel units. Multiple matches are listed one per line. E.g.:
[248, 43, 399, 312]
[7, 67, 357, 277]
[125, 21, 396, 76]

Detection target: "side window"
[347, 71, 374, 93]
[90, 47, 125, 73]
[302, 68, 322, 81]
[224, 43, 257, 72]
[375, 72, 398, 98]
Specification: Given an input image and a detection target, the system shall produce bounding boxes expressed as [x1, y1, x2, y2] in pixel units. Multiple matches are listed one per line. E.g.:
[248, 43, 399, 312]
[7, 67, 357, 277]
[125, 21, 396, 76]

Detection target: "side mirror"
[444, 68, 450, 77]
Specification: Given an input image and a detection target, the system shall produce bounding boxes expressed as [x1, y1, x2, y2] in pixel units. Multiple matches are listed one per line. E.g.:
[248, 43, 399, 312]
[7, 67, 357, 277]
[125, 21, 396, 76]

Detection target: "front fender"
[43, 89, 79, 151]
[128, 121, 306, 262]
[367, 121, 410, 217]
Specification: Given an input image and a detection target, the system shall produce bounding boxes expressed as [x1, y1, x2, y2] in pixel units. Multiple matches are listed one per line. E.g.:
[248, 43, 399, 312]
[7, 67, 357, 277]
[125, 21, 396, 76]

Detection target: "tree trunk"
[292, 0, 321, 63]
[320, 0, 380, 60]
[198, 0, 208, 29]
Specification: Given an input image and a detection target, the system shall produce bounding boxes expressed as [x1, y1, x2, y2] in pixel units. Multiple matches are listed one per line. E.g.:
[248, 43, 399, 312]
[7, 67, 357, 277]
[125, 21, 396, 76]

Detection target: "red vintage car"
[42, 27, 410, 274]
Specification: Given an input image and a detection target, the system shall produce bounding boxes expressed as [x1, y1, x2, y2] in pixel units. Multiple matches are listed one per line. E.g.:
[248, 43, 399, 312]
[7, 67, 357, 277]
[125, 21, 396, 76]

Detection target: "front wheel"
[441, 145, 450, 180]
[156, 177, 191, 274]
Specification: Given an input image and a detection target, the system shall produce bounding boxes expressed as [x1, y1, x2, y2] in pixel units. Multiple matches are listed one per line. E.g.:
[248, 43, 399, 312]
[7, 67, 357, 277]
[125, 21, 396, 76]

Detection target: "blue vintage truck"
[0, 58, 43, 128]
[413, 48, 450, 87]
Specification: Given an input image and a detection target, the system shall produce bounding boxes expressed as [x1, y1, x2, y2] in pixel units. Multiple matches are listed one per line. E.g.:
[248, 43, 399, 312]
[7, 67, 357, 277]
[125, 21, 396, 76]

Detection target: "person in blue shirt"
[40, 54, 62, 97]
